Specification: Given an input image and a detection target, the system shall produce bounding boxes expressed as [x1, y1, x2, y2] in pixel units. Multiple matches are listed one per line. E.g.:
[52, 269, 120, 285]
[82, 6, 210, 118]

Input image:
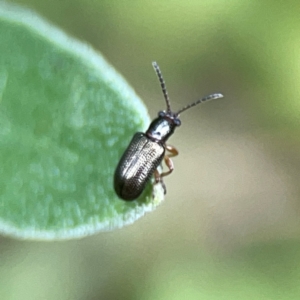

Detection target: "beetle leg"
[154, 169, 160, 183]
[153, 146, 178, 196]
[165, 144, 178, 157]
[160, 145, 178, 178]
[154, 169, 166, 194]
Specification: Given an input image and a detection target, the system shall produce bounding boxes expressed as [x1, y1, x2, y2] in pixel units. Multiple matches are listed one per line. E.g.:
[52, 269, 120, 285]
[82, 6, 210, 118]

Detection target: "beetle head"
[146, 110, 181, 142]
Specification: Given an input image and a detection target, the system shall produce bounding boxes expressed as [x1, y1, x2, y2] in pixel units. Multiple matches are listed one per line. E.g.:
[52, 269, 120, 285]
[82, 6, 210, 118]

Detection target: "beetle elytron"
[114, 62, 223, 201]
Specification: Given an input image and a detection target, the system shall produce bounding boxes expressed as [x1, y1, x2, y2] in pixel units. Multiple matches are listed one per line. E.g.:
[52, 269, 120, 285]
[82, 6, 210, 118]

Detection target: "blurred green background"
[2, 0, 300, 299]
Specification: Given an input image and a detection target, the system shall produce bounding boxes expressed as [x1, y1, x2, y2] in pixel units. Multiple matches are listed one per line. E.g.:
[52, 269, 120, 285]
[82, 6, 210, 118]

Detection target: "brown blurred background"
[2, 1, 300, 299]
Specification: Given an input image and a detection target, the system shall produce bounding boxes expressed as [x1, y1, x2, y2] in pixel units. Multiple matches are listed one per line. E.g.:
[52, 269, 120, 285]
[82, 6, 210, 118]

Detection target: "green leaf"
[0, 3, 165, 240]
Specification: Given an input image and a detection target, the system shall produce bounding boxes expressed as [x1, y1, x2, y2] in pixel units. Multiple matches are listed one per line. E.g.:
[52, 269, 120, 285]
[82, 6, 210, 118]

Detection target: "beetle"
[114, 62, 223, 201]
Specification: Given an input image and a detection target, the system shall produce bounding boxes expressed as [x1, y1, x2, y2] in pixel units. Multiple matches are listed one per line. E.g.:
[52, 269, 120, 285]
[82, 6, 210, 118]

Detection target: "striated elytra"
[114, 62, 223, 201]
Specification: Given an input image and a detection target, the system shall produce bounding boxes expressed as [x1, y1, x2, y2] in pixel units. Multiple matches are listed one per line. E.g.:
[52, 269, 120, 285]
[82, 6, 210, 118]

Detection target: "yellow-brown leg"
[153, 145, 179, 195]
[165, 144, 179, 157]
[160, 145, 178, 178]
[154, 169, 166, 194]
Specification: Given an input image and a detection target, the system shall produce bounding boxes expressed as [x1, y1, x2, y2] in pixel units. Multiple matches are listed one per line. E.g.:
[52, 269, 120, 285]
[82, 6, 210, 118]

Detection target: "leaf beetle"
[114, 62, 223, 201]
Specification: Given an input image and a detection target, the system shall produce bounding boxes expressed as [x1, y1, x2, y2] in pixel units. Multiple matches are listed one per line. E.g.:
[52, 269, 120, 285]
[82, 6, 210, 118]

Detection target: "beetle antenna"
[176, 93, 224, 116]
[152, 62, 171, 113]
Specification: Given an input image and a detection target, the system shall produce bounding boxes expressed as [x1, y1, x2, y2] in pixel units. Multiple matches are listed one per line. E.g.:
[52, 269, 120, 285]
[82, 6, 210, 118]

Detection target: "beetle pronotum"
[114, 62, 223, 201]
